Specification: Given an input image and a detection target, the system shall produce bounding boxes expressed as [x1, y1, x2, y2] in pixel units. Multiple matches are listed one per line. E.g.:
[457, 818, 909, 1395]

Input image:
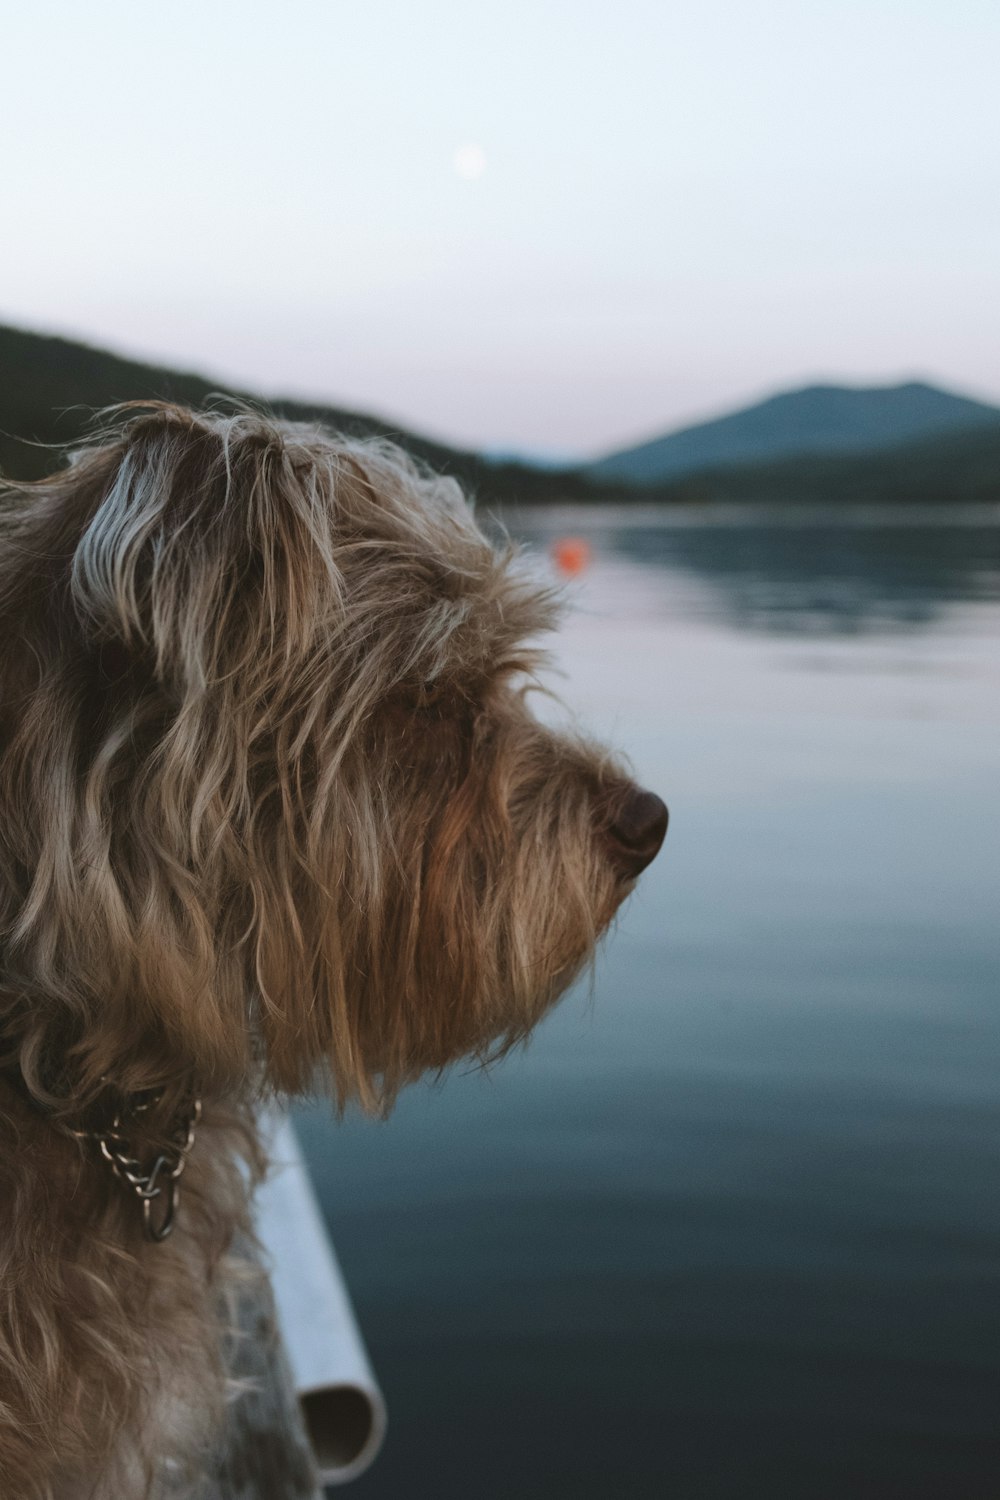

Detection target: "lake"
[293, 503, 1000, 1500]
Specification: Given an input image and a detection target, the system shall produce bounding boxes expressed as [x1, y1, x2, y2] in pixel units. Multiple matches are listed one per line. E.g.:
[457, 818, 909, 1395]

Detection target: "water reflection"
[301, 503, 1000, 1500]
[506, 504, 1000, 636]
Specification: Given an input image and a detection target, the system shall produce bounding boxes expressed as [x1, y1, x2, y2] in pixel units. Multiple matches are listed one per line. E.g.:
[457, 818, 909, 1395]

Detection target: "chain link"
[71, 1087, 202, 1242]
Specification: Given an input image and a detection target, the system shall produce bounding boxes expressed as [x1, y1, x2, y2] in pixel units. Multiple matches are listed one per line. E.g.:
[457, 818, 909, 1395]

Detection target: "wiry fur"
[0, 403, 643, 1496]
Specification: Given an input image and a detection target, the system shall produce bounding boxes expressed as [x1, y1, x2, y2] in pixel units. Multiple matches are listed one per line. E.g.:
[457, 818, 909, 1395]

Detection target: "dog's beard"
[253, 690, 630, 1110]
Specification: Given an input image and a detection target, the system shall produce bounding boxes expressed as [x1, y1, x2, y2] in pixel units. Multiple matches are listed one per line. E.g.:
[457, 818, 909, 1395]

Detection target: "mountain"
[643, 419, 1000, 508]
[1, 325, 997, 508]
[0, 323, 602, 505]
[587, 381, 1000, 485]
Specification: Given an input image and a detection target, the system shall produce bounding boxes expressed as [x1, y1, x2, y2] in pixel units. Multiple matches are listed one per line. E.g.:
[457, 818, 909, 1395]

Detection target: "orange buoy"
[551, 537, 591, 577]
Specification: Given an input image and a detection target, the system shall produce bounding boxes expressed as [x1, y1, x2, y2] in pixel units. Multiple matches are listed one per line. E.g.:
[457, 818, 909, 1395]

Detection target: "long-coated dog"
[0, 404, 666, 1497]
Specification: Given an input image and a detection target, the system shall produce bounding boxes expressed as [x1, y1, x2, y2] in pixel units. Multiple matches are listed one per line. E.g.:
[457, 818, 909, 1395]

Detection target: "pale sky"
[2, 0, 998, 457]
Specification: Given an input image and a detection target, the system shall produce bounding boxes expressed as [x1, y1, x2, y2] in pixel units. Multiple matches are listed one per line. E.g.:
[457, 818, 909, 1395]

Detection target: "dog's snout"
[604, 786, 668, 878]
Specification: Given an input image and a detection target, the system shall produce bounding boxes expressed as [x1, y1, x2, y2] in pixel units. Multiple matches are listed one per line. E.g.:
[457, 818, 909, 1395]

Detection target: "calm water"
[295, 504, 1000, 1500]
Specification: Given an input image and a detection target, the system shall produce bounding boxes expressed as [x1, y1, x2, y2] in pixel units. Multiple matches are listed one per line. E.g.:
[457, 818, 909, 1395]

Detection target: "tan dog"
[0, 404, 666, 1498]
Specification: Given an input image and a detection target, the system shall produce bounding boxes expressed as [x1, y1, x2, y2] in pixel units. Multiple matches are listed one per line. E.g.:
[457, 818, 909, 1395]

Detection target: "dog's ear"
[0, 406, 350, 1099]
[67, 405, 339, 691]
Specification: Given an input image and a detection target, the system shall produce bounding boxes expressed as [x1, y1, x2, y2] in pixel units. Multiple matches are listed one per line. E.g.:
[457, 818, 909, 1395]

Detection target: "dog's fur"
[0, 404, 654, 1497]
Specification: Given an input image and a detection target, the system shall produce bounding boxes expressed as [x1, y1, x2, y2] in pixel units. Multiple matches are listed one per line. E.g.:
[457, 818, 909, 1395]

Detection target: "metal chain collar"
[68, 1086, 202, 1243]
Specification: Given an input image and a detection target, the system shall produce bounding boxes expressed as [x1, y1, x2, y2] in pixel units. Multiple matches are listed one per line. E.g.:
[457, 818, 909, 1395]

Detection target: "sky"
[2, 0, 999, 458]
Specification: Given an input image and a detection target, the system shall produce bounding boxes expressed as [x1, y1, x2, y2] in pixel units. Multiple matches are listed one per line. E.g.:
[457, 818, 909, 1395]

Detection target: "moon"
[453, 144, 487, 181]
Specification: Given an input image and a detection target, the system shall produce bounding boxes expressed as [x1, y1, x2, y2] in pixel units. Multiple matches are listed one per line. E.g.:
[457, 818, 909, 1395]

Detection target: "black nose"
[605, 787, 669, 878]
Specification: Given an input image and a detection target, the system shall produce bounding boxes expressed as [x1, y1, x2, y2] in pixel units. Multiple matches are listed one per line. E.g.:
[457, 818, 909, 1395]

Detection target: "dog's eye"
[387, 682, 449, 716]
[414, 683, 448, 713]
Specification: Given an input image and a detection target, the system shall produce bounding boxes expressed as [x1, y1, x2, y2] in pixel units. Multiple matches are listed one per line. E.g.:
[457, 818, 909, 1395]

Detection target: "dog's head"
[0, 405, 665, 1114]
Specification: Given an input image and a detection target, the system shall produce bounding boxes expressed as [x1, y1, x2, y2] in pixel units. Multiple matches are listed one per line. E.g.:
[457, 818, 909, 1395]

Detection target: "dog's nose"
[605, 786, 668, 878]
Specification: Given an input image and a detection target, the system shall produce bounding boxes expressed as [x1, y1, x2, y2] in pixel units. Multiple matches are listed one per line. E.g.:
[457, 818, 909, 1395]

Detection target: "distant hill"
[587, 381, 1000, 485]
[644, 418, 1000, 508]
[1, 326, 997, 507]
[0, 323, 602, 506]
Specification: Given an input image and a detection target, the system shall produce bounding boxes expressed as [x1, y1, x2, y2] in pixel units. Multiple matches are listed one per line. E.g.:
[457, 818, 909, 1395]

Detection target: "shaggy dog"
[0, 404, 667, 1498]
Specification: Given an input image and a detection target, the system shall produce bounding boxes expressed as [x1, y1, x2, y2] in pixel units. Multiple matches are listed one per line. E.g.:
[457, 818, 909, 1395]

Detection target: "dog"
[0, 403, 667, 1498]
